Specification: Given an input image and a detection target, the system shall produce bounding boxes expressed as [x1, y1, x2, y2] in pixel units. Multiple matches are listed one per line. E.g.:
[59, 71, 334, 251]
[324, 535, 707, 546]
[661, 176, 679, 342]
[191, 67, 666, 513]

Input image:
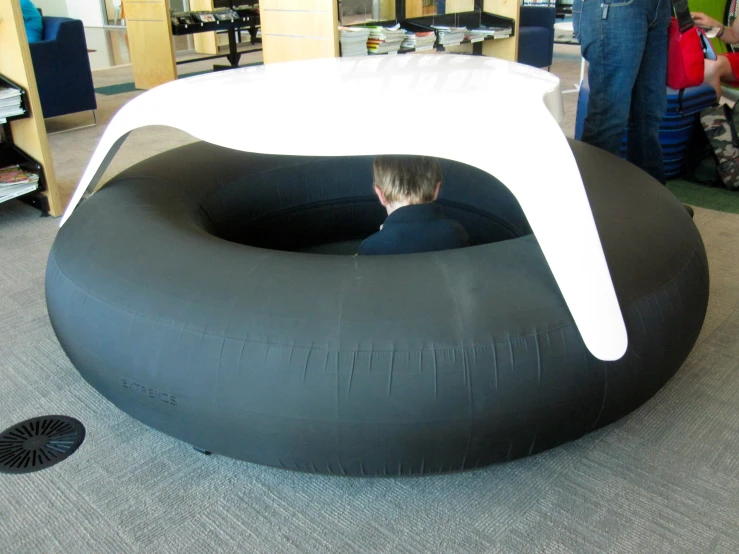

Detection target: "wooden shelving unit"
[171, 10, 261, 70]
[122, 1, 262, 89]
[480, 0, 519, 61]
[398, 0, 519, 58]
[0, 0, 62, 216]
[260, 0, 340, 64]
[190, 0, 220, 55]
[121, 0, 178, 90]
[188, 0, 260, 55]
[260, 0, 519, 64]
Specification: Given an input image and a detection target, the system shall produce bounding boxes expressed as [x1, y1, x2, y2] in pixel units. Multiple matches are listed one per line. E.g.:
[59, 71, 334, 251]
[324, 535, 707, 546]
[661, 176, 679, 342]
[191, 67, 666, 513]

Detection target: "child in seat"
[358, 155, 470, 255]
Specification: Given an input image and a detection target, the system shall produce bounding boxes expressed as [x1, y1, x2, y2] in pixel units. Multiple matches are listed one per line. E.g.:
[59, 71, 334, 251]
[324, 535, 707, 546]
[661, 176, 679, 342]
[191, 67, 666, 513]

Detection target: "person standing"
[573, 0, 672, 184]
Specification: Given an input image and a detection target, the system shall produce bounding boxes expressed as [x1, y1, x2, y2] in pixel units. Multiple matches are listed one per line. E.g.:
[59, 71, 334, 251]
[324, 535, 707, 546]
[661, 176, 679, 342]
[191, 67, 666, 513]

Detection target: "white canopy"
[60, 54, 627, 362]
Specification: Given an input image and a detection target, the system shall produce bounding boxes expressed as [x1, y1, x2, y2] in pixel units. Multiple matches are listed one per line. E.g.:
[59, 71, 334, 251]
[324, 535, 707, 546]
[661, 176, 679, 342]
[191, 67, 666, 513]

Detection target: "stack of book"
[367, 24, 406, 54]
[432, 26, 467, 47]
[0, 86, 25, 124]
[466, 26, 513, 41]
[0, 164, 40, 204]
[339, 26, 371, 57]
[401, 30, 436, 51]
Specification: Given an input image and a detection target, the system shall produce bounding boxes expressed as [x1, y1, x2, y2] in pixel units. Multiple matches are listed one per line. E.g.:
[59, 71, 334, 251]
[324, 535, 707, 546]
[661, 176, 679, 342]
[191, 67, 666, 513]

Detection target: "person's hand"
[691, 12, 720, 29]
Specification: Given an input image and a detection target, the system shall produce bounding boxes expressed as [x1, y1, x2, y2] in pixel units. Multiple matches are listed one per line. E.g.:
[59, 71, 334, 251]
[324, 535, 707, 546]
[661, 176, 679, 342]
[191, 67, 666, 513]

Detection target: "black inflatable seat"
[46, 139, 709, 476]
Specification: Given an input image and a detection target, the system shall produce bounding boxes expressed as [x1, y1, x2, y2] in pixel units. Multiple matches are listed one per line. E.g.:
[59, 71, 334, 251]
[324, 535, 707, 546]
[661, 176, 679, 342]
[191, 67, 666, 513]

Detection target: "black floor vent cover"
[0, 415, 85, 474]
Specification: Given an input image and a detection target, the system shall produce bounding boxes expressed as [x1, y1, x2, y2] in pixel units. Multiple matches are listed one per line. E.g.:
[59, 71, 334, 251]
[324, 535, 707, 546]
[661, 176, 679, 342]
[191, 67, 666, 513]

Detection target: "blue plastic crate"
[575, 77, 716, 178]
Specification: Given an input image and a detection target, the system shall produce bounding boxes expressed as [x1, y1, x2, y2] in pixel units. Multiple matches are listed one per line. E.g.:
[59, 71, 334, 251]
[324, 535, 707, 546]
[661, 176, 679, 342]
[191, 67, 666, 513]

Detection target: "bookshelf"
[123, 1, 262, 88]
[171, 11, 261, 70]
[260, 0, 519, 63]
[401, 0, 519, 58]
[190, 0, 220, 55]
[0, 0, 62, 215]
[407, 0, 476, 15]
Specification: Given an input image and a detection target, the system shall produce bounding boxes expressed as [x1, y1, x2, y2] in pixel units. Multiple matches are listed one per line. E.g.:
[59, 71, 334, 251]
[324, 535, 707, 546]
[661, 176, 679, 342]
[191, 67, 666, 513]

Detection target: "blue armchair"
[29, 17, 97, 119]
[517, 6, 556, 69]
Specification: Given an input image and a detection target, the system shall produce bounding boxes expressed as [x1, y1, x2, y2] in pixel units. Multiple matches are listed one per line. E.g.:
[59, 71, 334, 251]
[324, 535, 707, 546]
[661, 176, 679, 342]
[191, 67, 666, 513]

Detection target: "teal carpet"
[94, 81, 140, 96]
[667, 179, 739, 214]
[95, 62, 263, 95]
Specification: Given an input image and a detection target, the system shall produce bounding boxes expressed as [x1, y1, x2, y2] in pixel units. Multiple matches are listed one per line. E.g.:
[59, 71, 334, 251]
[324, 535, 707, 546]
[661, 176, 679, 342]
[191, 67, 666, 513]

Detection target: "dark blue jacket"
[358, 203, 470, 256]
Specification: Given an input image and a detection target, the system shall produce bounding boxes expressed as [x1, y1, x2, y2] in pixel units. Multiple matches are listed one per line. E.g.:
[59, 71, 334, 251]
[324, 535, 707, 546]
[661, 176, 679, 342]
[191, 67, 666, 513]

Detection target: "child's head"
[373, 155, 442, 211]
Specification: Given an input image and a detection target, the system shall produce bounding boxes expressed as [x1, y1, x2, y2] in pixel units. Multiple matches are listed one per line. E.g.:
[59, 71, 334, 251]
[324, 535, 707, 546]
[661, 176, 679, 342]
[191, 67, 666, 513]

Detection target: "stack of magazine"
[466, 26, 512, 41]
[432, 26, 467, 47]
[339, 26, 371, 57]
[0, 86, 25, 124]
[367, 24, 406, 54]
[401, 30, 436, 51]
[0, 164, 39, 204]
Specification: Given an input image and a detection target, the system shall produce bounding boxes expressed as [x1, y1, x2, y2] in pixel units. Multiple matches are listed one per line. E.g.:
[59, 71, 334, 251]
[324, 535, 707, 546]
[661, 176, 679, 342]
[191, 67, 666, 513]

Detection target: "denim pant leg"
[628, 1, 671, 183]
[575, 0, 649, 161]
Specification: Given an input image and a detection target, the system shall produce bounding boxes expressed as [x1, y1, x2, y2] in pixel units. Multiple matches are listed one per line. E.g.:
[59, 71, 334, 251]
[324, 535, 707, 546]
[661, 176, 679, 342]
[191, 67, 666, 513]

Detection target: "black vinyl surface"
[45, 140, 709, 476]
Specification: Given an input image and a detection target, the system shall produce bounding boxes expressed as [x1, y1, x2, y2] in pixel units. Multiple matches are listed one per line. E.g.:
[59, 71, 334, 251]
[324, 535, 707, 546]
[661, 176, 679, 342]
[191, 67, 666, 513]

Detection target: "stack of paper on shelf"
[432, 26, 468, 47]
[0, 164, 39, 203]
[367, 24, 406, 54]
[339, 26, 371, 57]
[401, 30, 436, 50]
[0, 86, 25, 123]
[467, 26, 513, 40]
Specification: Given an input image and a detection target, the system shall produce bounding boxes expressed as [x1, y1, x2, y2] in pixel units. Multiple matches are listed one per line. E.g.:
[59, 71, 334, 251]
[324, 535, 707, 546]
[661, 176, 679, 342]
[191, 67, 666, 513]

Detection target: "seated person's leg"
[705, 54, 738, 100]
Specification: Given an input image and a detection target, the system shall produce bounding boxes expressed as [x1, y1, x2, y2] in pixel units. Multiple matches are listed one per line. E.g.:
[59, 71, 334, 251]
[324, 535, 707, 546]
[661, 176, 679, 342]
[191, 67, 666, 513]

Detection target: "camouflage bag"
[699, 103, 739, 190]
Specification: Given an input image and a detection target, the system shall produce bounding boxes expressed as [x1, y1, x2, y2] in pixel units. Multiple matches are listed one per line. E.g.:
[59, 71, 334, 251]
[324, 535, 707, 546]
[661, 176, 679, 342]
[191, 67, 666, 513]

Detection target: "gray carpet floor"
[3, 202, 739, 554]
[3, 47, 739, 553]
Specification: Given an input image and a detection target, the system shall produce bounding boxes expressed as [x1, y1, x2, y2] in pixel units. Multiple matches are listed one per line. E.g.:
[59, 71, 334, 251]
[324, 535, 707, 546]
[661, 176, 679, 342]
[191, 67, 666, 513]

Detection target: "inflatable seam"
[50, 250, 579, 352]
[629, 249, 708, 308]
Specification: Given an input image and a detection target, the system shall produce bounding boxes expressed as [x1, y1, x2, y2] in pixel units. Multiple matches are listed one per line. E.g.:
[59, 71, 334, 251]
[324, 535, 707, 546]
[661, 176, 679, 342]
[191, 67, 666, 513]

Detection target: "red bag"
[667, 17, 705, 89]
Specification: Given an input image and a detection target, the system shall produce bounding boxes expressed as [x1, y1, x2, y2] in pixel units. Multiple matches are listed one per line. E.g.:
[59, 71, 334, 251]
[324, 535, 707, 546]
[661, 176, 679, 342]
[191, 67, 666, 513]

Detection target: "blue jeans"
[573, 0, 671, 183]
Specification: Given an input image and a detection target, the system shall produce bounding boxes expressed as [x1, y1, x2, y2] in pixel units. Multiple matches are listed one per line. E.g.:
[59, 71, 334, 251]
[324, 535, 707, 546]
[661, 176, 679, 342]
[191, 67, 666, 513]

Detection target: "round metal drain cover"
[0, 416, 85, 474]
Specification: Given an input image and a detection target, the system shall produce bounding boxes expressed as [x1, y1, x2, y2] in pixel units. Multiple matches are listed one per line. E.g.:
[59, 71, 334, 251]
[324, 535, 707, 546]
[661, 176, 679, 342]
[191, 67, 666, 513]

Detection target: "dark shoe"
[683, 204, 694, 218]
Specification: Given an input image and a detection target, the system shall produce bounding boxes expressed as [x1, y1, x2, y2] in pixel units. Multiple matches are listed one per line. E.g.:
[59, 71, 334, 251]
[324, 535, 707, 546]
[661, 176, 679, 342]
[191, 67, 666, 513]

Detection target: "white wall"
[65, 0, 106, 26]
[34, 0, 106, 25]
[33, 0, 69, 17]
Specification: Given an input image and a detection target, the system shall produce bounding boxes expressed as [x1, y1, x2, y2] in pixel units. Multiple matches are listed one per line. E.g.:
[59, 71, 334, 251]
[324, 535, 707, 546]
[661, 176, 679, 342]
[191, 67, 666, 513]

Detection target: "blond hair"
[373, 155, 442, 205]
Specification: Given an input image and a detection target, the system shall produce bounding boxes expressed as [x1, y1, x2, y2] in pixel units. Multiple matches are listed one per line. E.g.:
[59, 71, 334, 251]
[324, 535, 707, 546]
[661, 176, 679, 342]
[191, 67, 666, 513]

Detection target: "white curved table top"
[60, 54, 627, 362]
